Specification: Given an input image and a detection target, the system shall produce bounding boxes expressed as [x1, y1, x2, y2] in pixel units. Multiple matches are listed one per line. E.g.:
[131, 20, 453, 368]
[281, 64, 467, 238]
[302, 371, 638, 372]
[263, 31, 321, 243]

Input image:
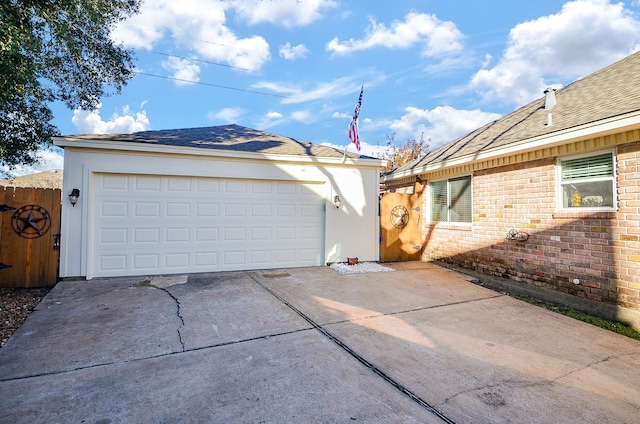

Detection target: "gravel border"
[330, 262, 395, 275]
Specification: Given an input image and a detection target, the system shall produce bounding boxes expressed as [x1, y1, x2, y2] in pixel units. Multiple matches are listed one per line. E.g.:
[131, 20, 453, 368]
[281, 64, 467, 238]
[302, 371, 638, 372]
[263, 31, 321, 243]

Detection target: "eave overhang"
[383, 110, 640, 182]
[53, 136, 387, 169]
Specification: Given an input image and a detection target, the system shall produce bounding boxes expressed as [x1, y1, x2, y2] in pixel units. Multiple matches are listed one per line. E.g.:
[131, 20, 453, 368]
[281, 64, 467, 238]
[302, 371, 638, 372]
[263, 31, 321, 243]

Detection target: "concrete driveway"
[1, 261, 639, 423]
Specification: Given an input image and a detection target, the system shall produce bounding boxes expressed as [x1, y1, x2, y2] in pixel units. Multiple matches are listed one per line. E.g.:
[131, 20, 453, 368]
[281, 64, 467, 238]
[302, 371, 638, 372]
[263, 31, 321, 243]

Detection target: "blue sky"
[9, 0, 640, 175]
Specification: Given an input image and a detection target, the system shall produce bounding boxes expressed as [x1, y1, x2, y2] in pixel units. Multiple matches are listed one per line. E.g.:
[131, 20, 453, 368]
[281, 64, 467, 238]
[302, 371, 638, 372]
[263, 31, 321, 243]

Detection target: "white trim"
[427, 174, 473, 224]
[385, 110, 640, 181]
[555, 149, 618, 213]
[53, 137, 386, 168]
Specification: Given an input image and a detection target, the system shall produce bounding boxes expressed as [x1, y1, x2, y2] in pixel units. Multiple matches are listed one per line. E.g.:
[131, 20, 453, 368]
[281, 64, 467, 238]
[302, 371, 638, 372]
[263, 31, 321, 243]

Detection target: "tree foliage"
[0, 0, 140, 169]
[380, 133, 429, 173]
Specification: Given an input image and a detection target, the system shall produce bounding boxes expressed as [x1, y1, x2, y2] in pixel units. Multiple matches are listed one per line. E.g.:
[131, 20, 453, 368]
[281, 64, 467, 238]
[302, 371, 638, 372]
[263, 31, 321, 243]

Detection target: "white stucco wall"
[58, 145, 382, 278]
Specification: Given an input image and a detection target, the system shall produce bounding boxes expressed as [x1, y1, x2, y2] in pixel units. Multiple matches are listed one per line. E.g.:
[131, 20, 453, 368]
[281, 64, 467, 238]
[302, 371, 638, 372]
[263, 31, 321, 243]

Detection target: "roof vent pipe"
[544, 88, 556, 110]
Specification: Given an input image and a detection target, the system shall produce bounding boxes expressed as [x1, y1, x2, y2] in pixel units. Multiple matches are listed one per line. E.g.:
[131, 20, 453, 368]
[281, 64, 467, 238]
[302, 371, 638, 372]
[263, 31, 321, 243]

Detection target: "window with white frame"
[558, 151, 616, 210]
[430, 175, 472, 223]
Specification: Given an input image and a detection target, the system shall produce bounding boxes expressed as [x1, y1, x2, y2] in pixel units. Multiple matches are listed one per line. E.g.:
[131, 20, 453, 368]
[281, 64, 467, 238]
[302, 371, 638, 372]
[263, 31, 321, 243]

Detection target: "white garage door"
[90, 173, 324, 278]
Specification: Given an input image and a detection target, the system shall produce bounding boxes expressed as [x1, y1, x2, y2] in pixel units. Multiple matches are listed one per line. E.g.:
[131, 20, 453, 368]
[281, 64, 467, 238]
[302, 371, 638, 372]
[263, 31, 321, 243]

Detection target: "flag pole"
[342, 142, 349, 163]
[346, 84, 363, 160]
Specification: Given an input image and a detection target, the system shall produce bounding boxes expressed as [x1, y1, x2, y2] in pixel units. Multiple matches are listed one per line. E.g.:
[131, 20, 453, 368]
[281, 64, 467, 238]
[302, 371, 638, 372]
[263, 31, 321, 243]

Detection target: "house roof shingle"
[61, 124, 367, 160]
[393, 50, 640, 175]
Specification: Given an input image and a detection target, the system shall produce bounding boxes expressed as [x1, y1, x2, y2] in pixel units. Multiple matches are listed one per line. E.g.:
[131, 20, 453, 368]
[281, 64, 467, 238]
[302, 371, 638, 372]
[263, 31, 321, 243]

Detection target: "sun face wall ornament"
[390, 205, 410, 229]
[11, 205, 52, 239]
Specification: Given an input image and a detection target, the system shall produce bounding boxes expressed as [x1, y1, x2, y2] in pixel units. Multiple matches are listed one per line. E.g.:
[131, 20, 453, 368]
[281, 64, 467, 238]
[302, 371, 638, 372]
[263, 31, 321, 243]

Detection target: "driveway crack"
[553, 351, 640, 382]
[142, 278, 186, 352]
[157, 287, 186, 351]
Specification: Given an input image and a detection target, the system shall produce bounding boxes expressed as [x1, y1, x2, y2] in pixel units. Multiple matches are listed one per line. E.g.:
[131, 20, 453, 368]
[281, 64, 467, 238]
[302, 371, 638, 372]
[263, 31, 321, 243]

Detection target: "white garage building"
[55, 125, 384, 279]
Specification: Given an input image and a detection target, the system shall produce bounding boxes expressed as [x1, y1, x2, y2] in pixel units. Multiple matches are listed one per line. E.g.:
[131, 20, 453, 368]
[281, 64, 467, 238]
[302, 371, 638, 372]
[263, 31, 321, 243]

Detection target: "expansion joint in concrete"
[248, 273, 456, 424]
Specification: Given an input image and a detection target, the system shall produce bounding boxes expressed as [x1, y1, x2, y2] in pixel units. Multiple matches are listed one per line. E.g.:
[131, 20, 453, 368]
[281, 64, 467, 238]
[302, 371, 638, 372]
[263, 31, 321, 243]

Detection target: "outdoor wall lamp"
[69, 188, 80, 207]
[333, 195, 343, 209]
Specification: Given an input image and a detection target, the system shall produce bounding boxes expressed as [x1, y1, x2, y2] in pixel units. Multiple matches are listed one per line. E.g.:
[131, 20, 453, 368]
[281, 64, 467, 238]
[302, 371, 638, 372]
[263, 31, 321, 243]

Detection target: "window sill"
[426, 222, 473, 231]
[552, 210, 616, 220]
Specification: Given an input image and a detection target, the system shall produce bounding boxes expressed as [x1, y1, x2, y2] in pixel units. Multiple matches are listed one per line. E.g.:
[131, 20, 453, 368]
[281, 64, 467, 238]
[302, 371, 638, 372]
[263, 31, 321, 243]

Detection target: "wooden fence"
[0, 186, 61, 288]
[379, 189, 424, 262]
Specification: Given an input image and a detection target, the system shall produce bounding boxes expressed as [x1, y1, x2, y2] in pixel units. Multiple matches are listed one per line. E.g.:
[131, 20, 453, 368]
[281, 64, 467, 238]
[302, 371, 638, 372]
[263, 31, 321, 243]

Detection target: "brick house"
[382, 51, 640, 330]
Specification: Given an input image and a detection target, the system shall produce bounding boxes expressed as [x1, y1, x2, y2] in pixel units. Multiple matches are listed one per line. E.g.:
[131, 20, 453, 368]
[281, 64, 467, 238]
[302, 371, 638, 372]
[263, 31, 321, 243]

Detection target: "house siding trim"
[409, 128, 640, 184]
[386, 114, 640, 181]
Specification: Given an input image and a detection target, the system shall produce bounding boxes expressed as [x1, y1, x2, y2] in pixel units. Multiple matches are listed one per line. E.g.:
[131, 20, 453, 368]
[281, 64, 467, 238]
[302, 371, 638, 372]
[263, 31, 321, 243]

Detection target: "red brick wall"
[422, 142, 640, 312]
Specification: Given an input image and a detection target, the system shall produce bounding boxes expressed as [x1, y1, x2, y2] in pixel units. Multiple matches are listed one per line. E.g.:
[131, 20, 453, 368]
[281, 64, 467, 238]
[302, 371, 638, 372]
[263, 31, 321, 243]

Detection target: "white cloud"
[266, 111, 283, 119]
[320, 105, 500, 159]
[368, 106, 501, 148]
[72, 104, 151, 134]
[471, 0, 640, 106]
[207, 107, 246, 123]
[1, 147, 64, 177]
[111, 1, 270, 72]
[255, 111, 286, 130]
[319, 140, 387, 159]
[291, 110, 313, 123]
[326, 12, 463, 57]
[162, 56, 201, 84]
[279, 42, 310, 60]
[233, 0, 337, 27]
[254, 74, 384, 104]
[332, 111, 350, 119]
[111, 0, 335, 72]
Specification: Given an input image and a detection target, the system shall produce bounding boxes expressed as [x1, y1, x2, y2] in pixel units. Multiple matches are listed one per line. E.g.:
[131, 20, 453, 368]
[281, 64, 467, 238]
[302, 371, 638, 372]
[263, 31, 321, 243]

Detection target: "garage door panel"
[134, 202, 161, 217]
[195, 252, 217, 266]
[251, 181, 272, 194]
[251, 204, 271, 216]
[276, 226, 296, 240]
[276, 204, 296, 217]
[196, 203, 219, 217]
[195, 227, 218, 241]
[134, 228, 159, 243]
[196, 178, 220, 192]
[100, 255, 127, 272]
[166, 202, 191, 217]
[224, 203, 246, 217]
[167, 176, 191, 191]
[135, 176, 161, 191]
[275, 249, 295, 262]
[225, 180, 247, 193]
[101, 174, 129, 190]
[92, 174, 324, 277]
[100, 201, 128, 217]
[299, 248, 320, 261]
[276, 183, 295, 195]
[165, 253, 189, 268]
[100, 228, 128, 244]
[133, 254, 158, 270]
[165, 227, 191, 242]
[300, 226, 320, 240]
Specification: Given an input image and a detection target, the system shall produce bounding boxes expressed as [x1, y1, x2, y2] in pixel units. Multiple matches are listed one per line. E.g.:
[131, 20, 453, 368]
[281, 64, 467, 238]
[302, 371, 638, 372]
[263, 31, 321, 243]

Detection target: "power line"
[151, 51, 251, 71]
[133, 72, 287, 98]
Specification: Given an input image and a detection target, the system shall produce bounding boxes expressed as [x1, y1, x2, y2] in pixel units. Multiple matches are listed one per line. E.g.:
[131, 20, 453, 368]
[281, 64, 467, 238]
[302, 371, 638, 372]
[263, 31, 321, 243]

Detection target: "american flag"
[347, 85, 363, 151]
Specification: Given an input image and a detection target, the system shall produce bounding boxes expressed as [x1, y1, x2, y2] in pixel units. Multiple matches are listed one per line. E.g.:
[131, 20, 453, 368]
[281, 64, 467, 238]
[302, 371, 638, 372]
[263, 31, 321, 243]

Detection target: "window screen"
[559, 152, 615, 209]
[430, 176, 472, 223]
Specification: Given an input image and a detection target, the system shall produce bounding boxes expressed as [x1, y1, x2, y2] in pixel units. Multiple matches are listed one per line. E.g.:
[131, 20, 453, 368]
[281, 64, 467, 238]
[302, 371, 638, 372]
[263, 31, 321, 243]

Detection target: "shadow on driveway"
[1, 261, 639, 423]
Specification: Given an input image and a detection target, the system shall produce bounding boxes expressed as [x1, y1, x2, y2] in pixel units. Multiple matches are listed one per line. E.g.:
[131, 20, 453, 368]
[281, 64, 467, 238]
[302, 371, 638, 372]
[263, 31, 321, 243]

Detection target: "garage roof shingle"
[66, 124, 364, 160]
